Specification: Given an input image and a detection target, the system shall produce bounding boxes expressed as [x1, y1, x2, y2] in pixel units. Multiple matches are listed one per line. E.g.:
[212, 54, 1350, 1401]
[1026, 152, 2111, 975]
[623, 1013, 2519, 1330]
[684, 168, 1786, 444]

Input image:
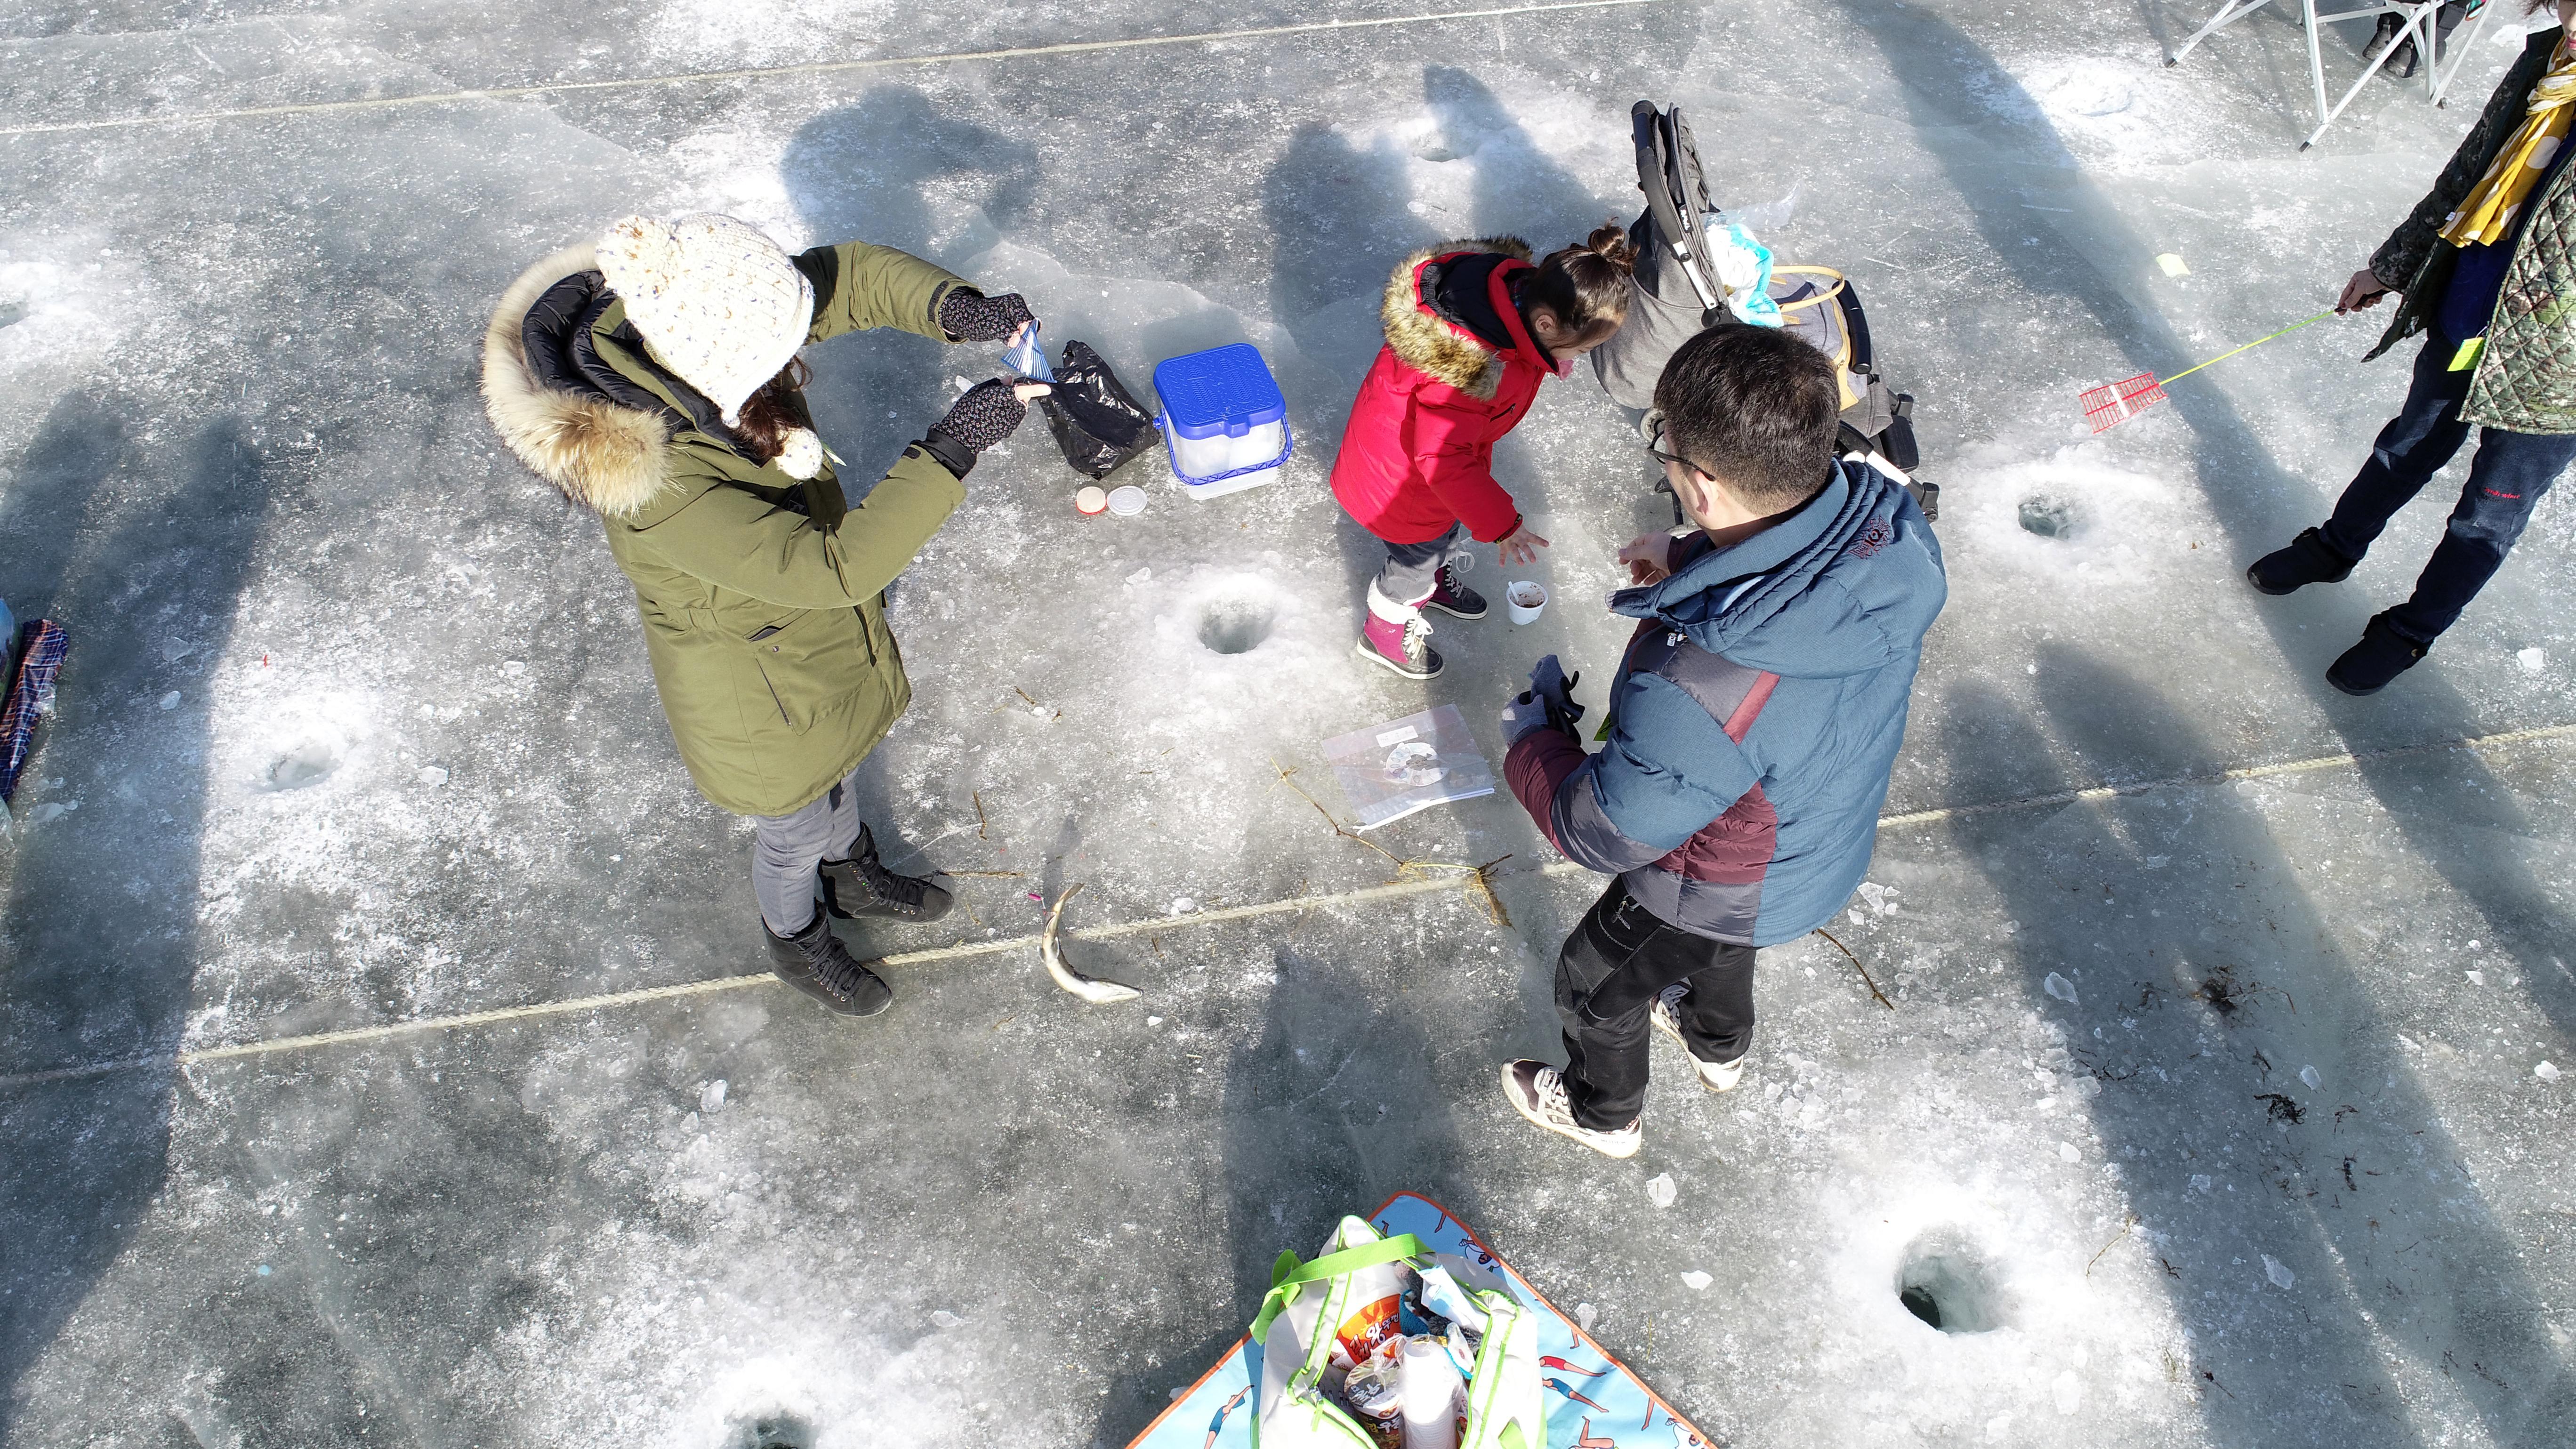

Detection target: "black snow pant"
[1555, 879, 1755, 1131]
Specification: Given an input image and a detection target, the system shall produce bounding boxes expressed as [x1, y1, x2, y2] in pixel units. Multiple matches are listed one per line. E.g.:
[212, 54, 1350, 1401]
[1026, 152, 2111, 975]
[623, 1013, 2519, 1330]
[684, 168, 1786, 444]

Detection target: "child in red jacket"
[1332, 226, 1635, 678]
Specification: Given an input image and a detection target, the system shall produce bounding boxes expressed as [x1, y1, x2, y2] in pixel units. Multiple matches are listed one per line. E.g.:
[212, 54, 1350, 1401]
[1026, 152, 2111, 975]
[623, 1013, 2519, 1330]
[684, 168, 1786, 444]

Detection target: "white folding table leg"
[2301, 1, 2429, 149]
[2427, 4, 2497, 108]
[2166, 0, 2285, 66]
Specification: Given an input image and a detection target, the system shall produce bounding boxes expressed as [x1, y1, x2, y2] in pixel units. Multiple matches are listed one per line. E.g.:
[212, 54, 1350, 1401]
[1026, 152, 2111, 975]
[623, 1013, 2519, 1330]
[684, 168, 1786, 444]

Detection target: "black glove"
[927, 378, 1032, 459]
[1502, 655, 1586, 747]
[937, 290, 1037, 343]
[1528, 654, 1585, 735]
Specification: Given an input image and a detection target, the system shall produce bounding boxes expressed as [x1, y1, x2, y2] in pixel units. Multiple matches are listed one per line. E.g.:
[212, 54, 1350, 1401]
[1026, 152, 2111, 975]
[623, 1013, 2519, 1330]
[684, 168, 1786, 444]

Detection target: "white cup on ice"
[1506, 580, 1548, 625]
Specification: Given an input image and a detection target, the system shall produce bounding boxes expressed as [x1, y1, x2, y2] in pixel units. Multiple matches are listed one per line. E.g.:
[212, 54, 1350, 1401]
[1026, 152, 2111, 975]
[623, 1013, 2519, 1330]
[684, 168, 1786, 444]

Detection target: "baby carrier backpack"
[1597, 101, 1937, 520]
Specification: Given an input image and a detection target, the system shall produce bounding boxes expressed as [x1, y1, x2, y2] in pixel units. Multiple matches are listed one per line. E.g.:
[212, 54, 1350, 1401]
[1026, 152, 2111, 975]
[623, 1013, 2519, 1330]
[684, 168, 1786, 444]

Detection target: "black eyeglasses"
[1647, 444, 1700, 475]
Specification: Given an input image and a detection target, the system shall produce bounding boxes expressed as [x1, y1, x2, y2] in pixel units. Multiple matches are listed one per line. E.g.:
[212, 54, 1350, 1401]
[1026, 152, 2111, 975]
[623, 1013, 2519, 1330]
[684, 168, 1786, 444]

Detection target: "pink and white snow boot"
[1357, 581, 1442, 679]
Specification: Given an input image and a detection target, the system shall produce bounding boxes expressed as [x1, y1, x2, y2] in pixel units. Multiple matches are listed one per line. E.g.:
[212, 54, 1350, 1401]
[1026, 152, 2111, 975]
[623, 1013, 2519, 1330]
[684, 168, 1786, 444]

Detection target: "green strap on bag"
[1248, 1233, 1425, 1342]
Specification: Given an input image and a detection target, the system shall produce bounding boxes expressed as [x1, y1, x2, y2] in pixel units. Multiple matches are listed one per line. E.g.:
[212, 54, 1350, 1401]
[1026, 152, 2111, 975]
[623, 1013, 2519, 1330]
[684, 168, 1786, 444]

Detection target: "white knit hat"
[596, 213, 814, 427]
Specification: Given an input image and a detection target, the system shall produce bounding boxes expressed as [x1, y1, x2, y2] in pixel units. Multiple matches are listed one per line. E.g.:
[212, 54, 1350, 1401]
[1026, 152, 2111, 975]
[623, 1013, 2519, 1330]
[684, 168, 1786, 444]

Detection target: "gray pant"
[751, 770, 862, 936]
[1376, 523, 1472, 608]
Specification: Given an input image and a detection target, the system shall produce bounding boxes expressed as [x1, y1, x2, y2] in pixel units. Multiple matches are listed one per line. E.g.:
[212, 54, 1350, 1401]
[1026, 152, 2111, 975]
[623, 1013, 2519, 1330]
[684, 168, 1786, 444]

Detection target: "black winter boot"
[2246, 527, 2357, 596]
[819, 825, 954, 924]
[765, 911, 894, 1017]
[2327, 613, 2430, 697]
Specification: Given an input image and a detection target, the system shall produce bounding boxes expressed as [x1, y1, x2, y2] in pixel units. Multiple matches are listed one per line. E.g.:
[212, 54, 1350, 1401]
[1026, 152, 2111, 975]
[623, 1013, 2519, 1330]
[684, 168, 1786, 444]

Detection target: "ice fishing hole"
[2019, 497, 2077, 539]
[1196, 589, 1277, 655]
[264, 740, 340, 790]
[1896, 1231, 2007, 1334]
[724, 1414, 814, 1449]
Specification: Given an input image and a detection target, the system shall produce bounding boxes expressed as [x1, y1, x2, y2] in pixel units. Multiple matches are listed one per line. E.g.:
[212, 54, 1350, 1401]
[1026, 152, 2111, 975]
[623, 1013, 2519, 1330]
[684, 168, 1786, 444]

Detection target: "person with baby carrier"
[1594, 101, 1935, 522]
[1497, 324, 1946, 1158]
[2247, 7, 2576, 695]
[1329, 227, 1636, 679]
[482, 213, 1047, 1019]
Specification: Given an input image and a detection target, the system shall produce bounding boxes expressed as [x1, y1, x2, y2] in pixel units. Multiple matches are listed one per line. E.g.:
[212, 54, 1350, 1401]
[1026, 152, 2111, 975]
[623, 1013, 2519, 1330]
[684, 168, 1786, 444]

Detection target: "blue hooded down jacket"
[1505, 460, 1946, 946]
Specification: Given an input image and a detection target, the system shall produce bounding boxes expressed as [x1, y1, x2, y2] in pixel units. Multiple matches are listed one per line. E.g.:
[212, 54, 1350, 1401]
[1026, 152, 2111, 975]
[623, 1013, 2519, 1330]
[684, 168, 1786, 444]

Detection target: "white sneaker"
[1500, 1060, 1642, 1159]
[1650, 985, 1746, 1093]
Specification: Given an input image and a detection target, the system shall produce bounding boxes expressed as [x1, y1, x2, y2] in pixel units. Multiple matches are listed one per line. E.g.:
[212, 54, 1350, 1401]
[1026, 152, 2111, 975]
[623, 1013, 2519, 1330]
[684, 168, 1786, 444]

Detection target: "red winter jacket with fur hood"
[1329, 237, 1555, 546]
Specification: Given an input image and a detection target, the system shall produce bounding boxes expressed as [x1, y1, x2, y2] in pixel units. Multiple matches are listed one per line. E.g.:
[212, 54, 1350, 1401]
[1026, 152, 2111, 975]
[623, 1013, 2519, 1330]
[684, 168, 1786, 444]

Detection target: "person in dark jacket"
[1496, 325, 1946, 1158]
[1330, 227, 1634, 680]
[2249, 7, 2576, 694]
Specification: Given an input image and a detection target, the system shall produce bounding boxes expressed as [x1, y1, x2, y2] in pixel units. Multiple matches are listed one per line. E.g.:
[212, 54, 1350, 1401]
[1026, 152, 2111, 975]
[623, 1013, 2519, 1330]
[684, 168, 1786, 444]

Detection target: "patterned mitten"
[936, 290, 1037, 343]
[928, 378, 1032, 455]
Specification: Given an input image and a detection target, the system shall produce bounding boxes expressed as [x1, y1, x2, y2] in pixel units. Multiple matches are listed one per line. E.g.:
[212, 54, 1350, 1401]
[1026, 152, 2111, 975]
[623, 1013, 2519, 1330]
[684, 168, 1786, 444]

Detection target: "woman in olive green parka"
[482, 213, 1045, 1017]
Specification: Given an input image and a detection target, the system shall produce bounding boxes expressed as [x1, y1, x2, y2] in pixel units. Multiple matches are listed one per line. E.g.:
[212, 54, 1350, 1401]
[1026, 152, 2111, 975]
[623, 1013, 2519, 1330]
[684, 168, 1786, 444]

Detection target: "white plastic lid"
[1106, 485, 1148, 517]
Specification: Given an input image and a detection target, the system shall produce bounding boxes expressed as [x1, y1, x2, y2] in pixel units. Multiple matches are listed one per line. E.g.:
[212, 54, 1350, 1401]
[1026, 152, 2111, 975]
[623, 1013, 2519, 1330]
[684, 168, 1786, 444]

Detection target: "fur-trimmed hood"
[482, 245, 673, 518]
[1379, 236, 1533, 395]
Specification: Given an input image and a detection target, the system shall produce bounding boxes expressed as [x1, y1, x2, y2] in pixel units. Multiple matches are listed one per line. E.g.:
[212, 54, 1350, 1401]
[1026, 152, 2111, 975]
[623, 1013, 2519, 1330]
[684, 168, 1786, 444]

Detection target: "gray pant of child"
[751, 770, 862, 937]
[1377, 523, 1472, 607]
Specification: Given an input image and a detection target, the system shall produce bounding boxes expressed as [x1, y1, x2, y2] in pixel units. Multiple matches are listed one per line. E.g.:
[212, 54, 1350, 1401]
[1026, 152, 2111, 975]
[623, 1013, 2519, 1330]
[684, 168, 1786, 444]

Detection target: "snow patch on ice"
[1988, 55, 2239, 172]
[638, 0, 900, 71]
[1950, 442, 2206, 588]
[1816, 1171, 2187, 1442]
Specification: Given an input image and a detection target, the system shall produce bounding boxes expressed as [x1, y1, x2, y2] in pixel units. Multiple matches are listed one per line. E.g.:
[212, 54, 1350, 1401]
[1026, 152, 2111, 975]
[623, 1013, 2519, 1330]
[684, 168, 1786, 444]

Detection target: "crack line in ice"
[0, 0, 1675, 137]
[1876, 719, 2576, 829]
[1, 718, 2568, 1091]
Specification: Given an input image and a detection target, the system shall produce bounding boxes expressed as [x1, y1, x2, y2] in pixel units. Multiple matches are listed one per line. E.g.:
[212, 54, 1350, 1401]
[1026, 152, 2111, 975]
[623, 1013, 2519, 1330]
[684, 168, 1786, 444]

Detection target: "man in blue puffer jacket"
[1498, 324, 1947, 1158]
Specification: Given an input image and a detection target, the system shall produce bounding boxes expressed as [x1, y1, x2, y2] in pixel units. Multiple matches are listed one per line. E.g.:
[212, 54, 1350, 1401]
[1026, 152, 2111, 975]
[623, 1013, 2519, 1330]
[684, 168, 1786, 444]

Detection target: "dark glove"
[937, 290, 1037, 343]
[927, 378, 1032, 458]
[1528, 654, 1585, 734]
[1500, 695, 1556, 748]
[1502, 654, 1585, 747]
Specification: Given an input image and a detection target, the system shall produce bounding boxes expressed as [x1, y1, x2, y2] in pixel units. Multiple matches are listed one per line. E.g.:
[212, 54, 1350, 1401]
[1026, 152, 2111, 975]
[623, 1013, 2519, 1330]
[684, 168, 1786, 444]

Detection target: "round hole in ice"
[724, 1413, 814, 1449]
[264, 740, 340, 791]
[2018, 496, 2077, 539]
[1895, 1231, 2007, 1334]
[1196, 589, 1277, 656]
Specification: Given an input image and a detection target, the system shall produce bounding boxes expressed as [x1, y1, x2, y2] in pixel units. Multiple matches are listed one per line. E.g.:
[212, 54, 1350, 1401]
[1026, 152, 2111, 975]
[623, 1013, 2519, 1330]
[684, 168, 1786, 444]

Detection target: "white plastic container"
[1398, 1336, 1465, 1449]
[1505, 580, 1547, 625]
[1154, 343, 1291, 500]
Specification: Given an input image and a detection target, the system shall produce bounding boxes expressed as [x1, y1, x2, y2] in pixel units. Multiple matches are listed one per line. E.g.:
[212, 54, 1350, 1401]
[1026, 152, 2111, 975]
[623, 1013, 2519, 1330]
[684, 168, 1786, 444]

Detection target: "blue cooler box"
[1153, 344, 1291, 500]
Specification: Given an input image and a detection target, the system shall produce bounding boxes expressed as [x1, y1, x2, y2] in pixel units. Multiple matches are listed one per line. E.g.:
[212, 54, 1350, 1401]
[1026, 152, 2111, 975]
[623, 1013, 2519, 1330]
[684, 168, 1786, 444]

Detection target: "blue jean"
[2323, 336, 2576, 644]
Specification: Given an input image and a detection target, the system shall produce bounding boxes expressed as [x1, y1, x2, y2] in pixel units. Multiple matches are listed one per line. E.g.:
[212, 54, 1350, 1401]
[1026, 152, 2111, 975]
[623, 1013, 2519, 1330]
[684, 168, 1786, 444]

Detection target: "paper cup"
[1106, 485, 1148, 517]
[1506, 580, 1547, 624]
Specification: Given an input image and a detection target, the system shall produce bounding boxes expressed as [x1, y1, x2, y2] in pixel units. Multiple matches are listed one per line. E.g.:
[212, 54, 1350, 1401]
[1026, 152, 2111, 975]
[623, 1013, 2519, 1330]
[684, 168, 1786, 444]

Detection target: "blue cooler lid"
[1153, 344, 1287, 440]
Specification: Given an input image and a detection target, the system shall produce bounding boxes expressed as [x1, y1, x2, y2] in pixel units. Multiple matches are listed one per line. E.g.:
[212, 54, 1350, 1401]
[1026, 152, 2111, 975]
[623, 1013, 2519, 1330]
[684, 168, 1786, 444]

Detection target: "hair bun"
[1584, 222, 1638, 276]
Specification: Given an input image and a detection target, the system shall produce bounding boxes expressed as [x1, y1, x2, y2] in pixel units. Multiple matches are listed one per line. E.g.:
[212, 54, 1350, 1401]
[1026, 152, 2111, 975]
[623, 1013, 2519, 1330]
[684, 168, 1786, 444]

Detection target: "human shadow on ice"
[1836, 0, 2576, 1080]
[1422, 64, 1615, 249]
[0, 406, 274, 1431]
[1091, 938, 1483, 1445]
[782, 85, 1042, 502]
[1261, 71, 1611, 745]
[1954, 647, 2570, 1444]
[771, 86, 1033, 902]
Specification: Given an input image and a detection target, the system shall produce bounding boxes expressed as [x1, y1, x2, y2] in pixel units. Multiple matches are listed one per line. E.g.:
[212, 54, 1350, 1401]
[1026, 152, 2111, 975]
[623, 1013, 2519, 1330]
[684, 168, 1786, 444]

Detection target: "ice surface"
[1, 1, 2573, 1448]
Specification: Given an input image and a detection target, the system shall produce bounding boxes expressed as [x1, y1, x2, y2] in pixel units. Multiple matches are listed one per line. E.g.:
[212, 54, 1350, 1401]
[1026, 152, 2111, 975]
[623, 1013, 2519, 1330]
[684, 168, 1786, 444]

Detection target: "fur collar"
[482, 245, 673, 518]
[1379, 236, 1532, 397]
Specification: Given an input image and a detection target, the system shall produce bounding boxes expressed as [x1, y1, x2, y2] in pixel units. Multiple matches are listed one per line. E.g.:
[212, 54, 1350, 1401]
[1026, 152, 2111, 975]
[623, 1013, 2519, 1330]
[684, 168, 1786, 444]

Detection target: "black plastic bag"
[1038, 339, 1160, 480]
